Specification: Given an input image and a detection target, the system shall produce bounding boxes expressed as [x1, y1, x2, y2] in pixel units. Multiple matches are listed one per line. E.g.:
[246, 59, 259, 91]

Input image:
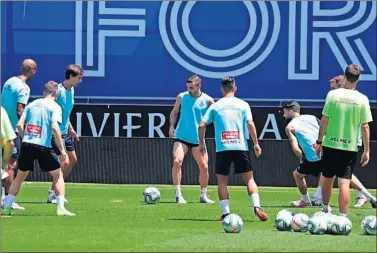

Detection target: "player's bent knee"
[173, 158, 183, 168]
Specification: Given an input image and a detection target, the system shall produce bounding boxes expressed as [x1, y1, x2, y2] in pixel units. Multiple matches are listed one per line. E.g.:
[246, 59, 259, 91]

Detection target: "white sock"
[313, 187, 322, 200]
[4, 195, 15, 208]
[339, 212, 347, 217]
[250, 193, 260, 208]
[200, 188, 207, 198]
[355, 189, 364, 198]
[174, 185, 182, 197]
[360, 188, 374, 201]
[322, 205, 330, 213]
[301, 193, 311, 203]
[220, 199, 230, 215]
[56, 196, 65, 208]
[1, 187, 5, 201]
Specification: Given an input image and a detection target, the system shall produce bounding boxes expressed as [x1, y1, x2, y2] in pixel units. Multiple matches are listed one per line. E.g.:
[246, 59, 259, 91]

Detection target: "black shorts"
[215, 151, 252, 176]
[296, 159, 322, 177]
[11, 133, 21, 159]
[52, 133, 76, 155]
[321, 146, 358, 179]
[174, 138, 199, 149]
[18, 143, 60, 172]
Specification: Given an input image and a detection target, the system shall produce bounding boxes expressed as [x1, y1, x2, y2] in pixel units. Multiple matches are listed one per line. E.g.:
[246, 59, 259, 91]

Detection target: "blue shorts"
[51, 133, 76, 155]
[11, 133, 21, 159]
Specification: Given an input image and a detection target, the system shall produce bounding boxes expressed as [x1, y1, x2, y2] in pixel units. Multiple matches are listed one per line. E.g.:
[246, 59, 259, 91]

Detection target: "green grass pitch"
[1, 183, 376, 252]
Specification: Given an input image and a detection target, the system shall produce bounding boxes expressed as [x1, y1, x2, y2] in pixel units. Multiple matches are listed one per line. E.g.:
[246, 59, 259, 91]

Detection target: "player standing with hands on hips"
[316, 64, 373, 217]
[198, 76, 268, 222]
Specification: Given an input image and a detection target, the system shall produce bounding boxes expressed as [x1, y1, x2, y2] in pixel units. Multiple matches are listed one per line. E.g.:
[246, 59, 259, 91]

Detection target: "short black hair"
[186, 74, 201, 84]
[344, 64, 360, 83]
[65, 64, 84, 80]
[221, 76, 235, 93]
[282, 100, 300, 113]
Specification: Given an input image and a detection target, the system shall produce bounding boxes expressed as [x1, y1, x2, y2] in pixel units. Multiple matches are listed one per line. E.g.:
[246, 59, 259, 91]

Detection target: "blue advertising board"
[1, 1, 376, 104]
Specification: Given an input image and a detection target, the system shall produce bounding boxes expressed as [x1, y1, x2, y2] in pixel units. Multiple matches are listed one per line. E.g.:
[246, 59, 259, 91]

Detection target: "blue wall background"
[1, 1, 376, 104]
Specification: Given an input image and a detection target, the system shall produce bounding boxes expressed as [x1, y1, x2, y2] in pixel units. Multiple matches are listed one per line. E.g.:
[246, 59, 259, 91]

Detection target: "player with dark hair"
[169, 74, 215, 204]
[198, 76, 268, 221]
[1, 59, 37, 210]
[3, 81, 75, 216]
[47, 64, 83, 204]
[316, 64, 373, 216]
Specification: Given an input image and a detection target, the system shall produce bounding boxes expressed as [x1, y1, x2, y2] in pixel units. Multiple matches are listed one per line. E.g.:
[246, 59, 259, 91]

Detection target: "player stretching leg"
[47, 65, 83, 204]
[283, 101, 331, 209]
[198, 76, 268, 221]
[1, 59, 36, 210]
[2, 82, 75, 216]
[316, 64, 373, 217]
[169, 75, 214, 204]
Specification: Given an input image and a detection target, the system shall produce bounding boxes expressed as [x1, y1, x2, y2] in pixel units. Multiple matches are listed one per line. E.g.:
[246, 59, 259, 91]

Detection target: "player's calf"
[50, 169, 75, 216]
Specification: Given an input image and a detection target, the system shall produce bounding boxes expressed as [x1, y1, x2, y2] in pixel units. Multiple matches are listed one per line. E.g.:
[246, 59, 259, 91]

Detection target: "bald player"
[1, 59, 37, 210]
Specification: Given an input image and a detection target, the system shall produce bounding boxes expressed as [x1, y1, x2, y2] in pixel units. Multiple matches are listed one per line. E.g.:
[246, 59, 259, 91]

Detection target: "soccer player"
[328, 75, 376, 208]
[198, 76, 268, 221]
[283, 100, 376, 208]
[2, 81, 75, 216]
[283, 101, 324, 207]
[47, 65, 83, 204]
[316, 64, 373, 217]
[1, 107, 17, 201]
[1, 59, 36, 210]
[169, 74, 215, 204]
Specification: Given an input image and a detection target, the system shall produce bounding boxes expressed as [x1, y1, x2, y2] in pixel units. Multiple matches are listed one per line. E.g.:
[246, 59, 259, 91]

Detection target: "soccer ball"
[275, 211, 294, 231]
[330, 216, 352, 235]
[324, 214, 337, 234]
[361, 216, 376, 235]
[277, 209, 295, 217]
[291, 213, 310, 232]
[222, 213, 243, 233]
[312, 211, 327, 218]
[143, 187, 161, 204]
[308, 216, 327, 235]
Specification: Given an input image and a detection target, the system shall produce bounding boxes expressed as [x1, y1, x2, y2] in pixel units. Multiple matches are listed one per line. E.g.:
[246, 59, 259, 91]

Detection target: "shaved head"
[20, 58, 37, 81]
[329, 75, 345, 90]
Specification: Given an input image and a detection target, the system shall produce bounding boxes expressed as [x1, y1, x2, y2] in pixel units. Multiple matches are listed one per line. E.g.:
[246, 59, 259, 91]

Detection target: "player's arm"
[209, 97, 215, 106]
[16, 109, 27, 138]
[244, 106, 258, 146]
[16, 87, 30, 119]
[169, 95, 182, 137]
[360, 97, 373, 166]
[285, 125, 303, 160]
[317, 92, 332, 144]
[198, 106, 214, 149]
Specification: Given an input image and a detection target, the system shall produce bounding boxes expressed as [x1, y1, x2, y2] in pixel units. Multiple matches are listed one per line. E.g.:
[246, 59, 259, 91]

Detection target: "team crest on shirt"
[198, 100, 205, 107]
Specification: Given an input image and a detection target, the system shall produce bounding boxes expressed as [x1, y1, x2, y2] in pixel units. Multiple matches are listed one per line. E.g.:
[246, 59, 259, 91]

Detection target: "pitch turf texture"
[1, 183, 376, 252]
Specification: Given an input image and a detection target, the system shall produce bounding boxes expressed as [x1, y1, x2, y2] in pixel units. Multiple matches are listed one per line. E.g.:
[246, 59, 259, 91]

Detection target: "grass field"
[1, 182, 376, 252]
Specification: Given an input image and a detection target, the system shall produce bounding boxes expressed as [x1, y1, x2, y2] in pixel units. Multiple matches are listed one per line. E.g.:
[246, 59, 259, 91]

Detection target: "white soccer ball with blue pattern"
[361, 216, 376, 235]
[330, 216, 352, 235]
[291, 213, 310, 232]
[222, 213, 243, 233]
[308, 216, 327, 235]
[143, 187, 161, 204]
[275, 211, 294, 231]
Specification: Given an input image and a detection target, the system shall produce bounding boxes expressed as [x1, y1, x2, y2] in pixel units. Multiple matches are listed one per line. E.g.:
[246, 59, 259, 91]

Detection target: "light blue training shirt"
[55, 83, 74, 135]
[202, 97, 252, 152]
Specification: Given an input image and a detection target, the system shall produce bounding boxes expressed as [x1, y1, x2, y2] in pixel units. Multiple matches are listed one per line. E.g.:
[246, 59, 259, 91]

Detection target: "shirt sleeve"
[244, 104, 253, 122]
[202, 105, 214, 125]
[322, 92, 333, 117]
[1, 108, 17, 141]
[360, 96, 373, 124]
[52, 105, 63, 124]
[17, 87, 30, 105]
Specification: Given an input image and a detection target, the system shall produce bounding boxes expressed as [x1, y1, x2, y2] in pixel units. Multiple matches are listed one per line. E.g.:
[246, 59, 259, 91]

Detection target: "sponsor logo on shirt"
[329, 137, 351, 144]
[25, 124, 42, 138]
[221, 131, 240, 144]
